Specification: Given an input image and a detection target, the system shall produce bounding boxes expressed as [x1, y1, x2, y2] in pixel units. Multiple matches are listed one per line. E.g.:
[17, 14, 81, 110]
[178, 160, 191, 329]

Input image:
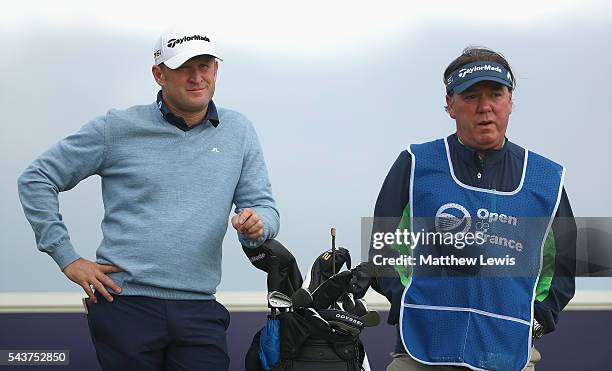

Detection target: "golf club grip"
[267, 255, 281, 292]
[331, 227, 336, 275]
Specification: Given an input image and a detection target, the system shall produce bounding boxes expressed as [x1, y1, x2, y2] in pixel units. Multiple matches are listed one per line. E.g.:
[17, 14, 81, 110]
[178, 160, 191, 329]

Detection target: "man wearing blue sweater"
[17, 27, 279, 371]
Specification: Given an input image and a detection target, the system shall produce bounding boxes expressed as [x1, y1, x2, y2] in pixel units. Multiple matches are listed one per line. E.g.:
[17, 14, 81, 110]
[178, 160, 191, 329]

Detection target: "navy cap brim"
[451, 76, 513, 94]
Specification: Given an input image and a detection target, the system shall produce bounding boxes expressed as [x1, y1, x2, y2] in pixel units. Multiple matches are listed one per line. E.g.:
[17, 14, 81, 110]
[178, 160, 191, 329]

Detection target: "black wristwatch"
[532, 319, 545, 339]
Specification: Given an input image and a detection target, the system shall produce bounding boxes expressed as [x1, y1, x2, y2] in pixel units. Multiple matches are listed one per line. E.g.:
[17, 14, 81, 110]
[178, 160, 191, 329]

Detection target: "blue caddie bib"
[400, 138, 564, 371]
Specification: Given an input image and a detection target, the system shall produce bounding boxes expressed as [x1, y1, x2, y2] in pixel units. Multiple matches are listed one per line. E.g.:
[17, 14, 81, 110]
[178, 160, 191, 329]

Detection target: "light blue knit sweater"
[18, 102, 279, 300]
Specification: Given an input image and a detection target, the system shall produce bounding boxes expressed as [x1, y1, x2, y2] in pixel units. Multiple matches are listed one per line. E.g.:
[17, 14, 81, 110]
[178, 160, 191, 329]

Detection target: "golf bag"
[247, 323, 366, 371]
[243, 239, 375, 371]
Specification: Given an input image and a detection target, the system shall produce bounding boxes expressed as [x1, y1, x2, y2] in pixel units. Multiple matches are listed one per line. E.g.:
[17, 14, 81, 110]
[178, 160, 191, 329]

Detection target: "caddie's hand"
[232, 208, 264, 240]
[63, 258, 123, 304]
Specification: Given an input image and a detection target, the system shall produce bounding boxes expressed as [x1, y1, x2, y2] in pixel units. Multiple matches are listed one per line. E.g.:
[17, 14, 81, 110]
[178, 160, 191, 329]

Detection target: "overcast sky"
[1, 0, 611, 293]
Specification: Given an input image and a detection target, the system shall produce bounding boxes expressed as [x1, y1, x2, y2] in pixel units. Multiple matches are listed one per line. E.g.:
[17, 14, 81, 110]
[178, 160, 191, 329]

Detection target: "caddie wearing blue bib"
[366, 47, 577, 371]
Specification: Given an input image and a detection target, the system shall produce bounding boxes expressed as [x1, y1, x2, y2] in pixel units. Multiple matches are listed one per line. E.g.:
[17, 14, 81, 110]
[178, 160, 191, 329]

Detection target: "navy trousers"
[86, 292, 230, 371]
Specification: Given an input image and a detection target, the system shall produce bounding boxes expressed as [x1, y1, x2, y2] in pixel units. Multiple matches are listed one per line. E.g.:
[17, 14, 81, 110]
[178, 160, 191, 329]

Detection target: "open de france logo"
[435, 203, 471, 234]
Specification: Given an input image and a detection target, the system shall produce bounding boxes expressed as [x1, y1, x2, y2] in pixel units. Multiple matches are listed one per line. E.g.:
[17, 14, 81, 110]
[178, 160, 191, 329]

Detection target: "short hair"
[444, 46, 516, 95]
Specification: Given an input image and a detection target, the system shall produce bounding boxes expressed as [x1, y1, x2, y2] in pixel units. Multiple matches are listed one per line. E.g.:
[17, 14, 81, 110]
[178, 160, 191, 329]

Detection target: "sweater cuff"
[238, 232, 265, 248]
[48, 238, 81, 271]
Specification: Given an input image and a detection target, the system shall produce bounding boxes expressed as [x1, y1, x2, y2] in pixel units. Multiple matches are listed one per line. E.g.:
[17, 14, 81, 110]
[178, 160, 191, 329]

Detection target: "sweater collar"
[156, 90, 219, 131]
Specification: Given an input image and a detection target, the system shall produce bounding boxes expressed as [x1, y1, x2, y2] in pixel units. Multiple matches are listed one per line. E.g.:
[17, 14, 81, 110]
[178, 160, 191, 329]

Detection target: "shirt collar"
[156, 90, 220, 130]
[449, 133, 508, 166]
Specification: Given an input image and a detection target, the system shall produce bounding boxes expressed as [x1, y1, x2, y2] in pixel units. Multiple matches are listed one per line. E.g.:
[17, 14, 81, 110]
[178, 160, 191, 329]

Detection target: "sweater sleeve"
[233, 120, 280, 248]
[533, 188, 577, 334]
[370, 150, 412, 325]
[17, 116, 107, 270]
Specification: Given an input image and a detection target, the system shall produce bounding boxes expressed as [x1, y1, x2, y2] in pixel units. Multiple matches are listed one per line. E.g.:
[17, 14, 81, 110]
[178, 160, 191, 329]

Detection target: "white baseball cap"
[153, 27, 222, 69]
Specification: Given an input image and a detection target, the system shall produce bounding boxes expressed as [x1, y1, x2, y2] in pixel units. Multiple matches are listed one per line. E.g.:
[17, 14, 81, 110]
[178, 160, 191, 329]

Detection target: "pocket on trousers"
[215, 300, 231, 330]
[82, 297, 91, 315]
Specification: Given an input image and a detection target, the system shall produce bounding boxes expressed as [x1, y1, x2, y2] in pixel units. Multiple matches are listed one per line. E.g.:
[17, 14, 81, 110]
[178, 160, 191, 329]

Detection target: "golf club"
[268, 290, 292, 313]
[331, 227, 336, 275]
[359, 310, 381, 327]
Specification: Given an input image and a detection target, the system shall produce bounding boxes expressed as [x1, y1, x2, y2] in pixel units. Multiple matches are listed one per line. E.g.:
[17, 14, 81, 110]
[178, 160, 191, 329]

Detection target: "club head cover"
[348, 298, 368, 317]
[304, 308, 357, 343]
[290, 288, 313, 309]
[242, 239, 303, 296]
[329, 321, 361, 336]
[349, 261, 376, 299]
[339, 292, 356, 313]
[318, 309, 364, 336]
[302, 247, 352, 293]
[311, 270, 353, 310]
[267, 256, 281, 293]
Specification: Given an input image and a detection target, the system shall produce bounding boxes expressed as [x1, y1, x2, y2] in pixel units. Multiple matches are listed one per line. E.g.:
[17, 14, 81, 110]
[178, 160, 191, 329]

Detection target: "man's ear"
[152, 64, 165, 87]
[213, 59, 219, 81]
[445, 94, 456, 119]
[508, 90, 513, 115]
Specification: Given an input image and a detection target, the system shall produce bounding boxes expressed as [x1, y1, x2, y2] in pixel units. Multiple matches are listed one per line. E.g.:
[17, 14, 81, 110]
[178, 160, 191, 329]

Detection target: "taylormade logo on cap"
[154, 28, 222, 69]
[445, 60, 513, 94]
[166, 35, 210, 48]
[458, 64, 503, 79]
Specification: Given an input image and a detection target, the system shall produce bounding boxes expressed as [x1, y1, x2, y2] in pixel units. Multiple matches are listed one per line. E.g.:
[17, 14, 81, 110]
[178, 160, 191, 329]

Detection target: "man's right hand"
[63, 258, 123, 304]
